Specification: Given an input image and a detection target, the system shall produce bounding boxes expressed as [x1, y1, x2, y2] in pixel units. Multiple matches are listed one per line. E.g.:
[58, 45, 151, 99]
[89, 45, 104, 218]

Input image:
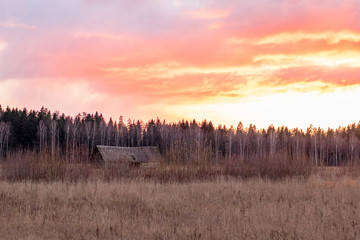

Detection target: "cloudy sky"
[0, 0, 360, 129]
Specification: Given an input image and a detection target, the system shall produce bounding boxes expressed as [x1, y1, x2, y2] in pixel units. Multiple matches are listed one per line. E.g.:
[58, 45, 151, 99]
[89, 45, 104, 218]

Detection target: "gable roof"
[94, 145, 162, 163]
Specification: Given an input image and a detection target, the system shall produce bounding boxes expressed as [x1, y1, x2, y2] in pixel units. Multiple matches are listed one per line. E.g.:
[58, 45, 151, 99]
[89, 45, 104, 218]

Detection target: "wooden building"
[91, 145, 162, 168]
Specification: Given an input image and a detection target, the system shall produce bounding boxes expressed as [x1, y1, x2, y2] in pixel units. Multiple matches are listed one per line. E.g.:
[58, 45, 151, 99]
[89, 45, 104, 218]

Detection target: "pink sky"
[1, 0, 360, 129]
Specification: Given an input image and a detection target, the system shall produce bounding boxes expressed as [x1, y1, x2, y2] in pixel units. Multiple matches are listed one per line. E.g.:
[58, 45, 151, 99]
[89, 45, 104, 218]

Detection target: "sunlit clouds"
[170, 83, 360, 129]
[0, 0, 360, 129]
[229, 31, 360, 45]
[0, 41, 7, 52]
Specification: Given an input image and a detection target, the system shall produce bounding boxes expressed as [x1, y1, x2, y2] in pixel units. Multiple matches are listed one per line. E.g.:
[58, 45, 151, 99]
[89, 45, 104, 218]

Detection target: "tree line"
[1, 105, 360, 166]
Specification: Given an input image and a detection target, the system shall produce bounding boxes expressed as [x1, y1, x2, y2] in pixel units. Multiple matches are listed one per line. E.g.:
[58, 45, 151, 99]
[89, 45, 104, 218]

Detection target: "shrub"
[223, 154, 312, 180]
[2, 150, 67, 182]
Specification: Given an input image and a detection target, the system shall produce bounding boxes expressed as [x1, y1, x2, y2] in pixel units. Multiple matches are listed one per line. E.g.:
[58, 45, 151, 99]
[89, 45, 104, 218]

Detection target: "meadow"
[0, 166, 359, 240]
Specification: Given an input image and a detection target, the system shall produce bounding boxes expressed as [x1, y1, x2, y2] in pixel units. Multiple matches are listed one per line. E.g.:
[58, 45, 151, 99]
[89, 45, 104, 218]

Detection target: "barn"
[91, 145, 162, 168]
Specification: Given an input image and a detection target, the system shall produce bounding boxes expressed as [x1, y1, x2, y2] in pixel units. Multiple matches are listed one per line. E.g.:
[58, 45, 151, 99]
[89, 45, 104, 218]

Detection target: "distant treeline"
[0, 105, 360, 166]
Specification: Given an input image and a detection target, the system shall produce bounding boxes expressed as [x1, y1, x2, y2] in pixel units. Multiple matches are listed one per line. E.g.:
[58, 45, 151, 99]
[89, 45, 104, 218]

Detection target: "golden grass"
[1, 150, 313, 182]
[0, 176, 359, 239]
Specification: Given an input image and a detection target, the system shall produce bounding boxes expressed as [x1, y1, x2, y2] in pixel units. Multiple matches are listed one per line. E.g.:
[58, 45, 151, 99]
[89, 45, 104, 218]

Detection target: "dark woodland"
[1, 105, 360, 166]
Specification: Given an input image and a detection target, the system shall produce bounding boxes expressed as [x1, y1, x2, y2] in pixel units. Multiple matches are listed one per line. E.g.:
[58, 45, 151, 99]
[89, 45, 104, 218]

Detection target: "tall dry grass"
[1, 150, 313, 182]
[2, 150, 92, 182]
[0, 177, 359, 239]
[223, 154, 312, 180]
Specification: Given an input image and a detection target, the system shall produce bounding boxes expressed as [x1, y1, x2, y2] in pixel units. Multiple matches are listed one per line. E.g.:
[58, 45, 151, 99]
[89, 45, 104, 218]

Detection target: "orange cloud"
[264, 66, 360, 87]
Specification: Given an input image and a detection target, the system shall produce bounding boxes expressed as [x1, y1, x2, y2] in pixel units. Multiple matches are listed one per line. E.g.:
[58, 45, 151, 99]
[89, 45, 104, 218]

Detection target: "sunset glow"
[1, 0, 360, 129]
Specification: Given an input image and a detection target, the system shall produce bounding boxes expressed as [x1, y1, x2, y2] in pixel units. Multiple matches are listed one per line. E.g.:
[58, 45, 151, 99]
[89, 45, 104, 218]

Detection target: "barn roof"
[94, 145, 162, 163]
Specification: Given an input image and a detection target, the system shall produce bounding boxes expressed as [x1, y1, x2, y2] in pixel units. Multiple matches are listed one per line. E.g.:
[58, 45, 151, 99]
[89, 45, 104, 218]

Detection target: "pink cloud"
[184, 8, 231, 20]
[0, 22, 36, 30]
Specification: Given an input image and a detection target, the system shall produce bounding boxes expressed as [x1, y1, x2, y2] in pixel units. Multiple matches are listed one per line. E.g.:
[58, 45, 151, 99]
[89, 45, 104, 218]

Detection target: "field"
[0, 172, 359, 240]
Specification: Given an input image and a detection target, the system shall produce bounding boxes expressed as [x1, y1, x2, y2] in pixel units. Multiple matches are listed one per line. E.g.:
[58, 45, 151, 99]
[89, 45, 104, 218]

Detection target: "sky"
[0, 0, 360, 130]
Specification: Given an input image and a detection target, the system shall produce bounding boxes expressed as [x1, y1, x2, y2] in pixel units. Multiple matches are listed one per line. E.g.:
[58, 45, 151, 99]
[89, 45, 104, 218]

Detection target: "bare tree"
[227, 126, 234, 160]
[65, 117, 72, 160]
[106, 119, 114, 146]
[99, 121, 106, 146]
[268, 126, 277, 157]
[72, 117, 80, 162]
[50, 119, 57, 157]
[333, 132, 342, 166]
[114, 122, 119, 146]
[256, 131, 265, 158]
[236, 122, 246, 159]
[90, 121, 97, 156]
[135, 120, 143, 147]
[311, 127, 318, 166]
[0, 122, 10, 157]
[118, 116, 126, 147]
[292, 129, 302, 160]
[38, 120, 47, 154]
[349, 134, 359, 165]
[84, 121, 92, 160]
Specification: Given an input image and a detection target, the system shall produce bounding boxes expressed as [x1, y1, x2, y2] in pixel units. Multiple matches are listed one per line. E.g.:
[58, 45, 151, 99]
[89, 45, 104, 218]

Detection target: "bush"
[2, 150, 67, 182]
[224, 154, 312, 180]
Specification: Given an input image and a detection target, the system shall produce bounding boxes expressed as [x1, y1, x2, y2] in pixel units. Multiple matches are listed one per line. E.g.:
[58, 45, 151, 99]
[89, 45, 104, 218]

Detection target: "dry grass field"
[0, 174, 359, 240]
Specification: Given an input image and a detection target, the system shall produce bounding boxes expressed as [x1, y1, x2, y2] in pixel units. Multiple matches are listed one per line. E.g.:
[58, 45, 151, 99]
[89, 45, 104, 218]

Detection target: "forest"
[0, 105, 360, 166]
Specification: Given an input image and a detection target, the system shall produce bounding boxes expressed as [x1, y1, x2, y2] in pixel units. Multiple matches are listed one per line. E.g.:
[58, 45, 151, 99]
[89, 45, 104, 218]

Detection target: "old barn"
[91, 145, 162, 168]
